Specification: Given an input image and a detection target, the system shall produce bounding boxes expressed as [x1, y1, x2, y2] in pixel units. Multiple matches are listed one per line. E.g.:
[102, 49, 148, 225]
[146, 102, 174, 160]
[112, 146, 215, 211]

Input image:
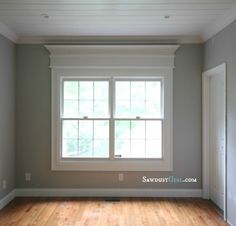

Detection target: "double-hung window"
[62, 80, 110, 158]
[54, 73, 173, 171]
[62, 78, 163, 160]
[114, 79, 163, 159]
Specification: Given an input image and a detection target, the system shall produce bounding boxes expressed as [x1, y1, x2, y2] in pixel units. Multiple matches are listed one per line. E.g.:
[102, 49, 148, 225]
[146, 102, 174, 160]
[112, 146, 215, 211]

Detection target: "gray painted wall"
[204, 20, 236, 226]
[0, 35, 15, 200]
[15, 44, 202, 189]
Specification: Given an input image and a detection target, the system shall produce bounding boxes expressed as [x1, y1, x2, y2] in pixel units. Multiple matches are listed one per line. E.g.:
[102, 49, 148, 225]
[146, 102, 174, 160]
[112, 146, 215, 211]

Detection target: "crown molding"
[45, 44, 179, 70]
[0, 22, 18, 43]
[201, 5, 236, 42]
[16, 35, 203, 44]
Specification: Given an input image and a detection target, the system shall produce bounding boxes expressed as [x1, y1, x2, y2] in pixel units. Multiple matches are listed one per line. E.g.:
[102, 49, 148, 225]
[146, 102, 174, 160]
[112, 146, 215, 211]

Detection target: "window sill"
[52, 158, 173, 171]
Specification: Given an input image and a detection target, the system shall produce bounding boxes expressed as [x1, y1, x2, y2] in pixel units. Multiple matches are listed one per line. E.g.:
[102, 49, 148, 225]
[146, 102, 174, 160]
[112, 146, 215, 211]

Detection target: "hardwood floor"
[0, 198, 228, 226]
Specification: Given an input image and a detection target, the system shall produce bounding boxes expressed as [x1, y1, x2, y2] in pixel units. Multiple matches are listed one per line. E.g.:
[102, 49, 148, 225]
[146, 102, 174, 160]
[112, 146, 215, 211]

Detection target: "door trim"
[202, 63, 227, 220]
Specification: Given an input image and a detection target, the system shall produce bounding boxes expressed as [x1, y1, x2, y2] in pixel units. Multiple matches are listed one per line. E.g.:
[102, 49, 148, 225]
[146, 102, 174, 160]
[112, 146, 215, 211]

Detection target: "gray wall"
[204, 20, 236, 226]
[15, 44, 202, 189]
[0, 35, 15, 200]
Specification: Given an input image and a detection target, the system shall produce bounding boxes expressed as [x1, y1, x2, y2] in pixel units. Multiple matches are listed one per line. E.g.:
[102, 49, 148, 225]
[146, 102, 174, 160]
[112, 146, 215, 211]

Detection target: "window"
[61, 79, 164, 160]
[62, 80, 109, 158]
[47, 44, 178, 171]
[114, 80, 163, 159]
[53, 73, 173, 171]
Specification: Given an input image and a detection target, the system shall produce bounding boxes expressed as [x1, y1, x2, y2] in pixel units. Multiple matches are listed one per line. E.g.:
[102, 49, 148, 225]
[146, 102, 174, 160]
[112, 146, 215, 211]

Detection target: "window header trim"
[45, 45, 179, 69]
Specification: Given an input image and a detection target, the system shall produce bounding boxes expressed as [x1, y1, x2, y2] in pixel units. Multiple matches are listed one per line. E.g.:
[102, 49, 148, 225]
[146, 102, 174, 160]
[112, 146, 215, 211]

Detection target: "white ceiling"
[0, 0, 236, 43]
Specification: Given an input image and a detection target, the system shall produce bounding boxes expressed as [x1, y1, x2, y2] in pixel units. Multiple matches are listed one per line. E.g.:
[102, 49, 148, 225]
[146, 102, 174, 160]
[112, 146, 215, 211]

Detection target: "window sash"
[113, 78, 164, 119]
[62, 78, 110, 119]
[61, 118, 110, 159]
[114, 119, 163, 159]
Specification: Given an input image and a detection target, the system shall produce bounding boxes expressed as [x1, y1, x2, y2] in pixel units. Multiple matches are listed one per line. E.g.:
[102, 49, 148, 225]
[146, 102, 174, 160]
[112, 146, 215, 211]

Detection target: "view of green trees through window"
[61, 79, 162, 159]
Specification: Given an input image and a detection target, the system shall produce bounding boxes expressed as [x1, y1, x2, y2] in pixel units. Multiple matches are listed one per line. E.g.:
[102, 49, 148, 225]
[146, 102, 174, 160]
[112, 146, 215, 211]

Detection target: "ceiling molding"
[0, 22, 18, 43]
[201, 5, 236, 41]
[16, 35, 202, 44]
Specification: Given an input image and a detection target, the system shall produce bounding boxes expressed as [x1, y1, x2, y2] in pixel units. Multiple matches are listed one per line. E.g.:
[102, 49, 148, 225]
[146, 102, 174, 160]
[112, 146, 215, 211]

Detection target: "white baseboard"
[0, 188, 202, 211]
[15, 188, 202, 198]
[227, 219, 235, 226]
[0, 190, 15, 210]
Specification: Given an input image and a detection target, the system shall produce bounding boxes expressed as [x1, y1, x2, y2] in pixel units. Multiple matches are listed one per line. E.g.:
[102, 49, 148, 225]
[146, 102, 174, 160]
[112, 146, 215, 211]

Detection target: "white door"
[209, 72, 225, 210]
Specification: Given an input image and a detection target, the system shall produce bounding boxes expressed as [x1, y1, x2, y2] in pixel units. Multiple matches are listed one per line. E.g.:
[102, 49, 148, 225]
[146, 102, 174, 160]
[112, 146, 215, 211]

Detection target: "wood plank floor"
[0, 198, 228, 226]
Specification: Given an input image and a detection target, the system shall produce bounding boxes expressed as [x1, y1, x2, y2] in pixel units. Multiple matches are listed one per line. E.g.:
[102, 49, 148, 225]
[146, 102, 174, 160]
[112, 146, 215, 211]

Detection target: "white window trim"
[46, 45, 179, 171]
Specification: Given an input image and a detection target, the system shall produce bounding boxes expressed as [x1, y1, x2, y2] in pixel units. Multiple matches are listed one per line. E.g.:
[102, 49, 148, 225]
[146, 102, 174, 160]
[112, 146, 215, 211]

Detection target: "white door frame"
[202, 63, 227, 220]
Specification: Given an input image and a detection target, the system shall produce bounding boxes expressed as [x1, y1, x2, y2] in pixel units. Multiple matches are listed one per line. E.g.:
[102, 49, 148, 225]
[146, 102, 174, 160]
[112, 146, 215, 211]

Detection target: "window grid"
[114, 120, 162, 159]
[114, 80, 162, 119]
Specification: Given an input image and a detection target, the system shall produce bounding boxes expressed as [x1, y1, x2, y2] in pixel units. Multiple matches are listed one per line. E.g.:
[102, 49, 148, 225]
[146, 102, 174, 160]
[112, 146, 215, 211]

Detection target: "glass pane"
[115, 121, 130, 139]
[93, 100, 108, 117]
[145, 101, 160, 117]
[63, 100, 78, 118]
[146, 121, 162, 139]
[79, 81, 93, 100]
[94, 121, 109, 139]
[115, 100, 130, 117]
[116, 81, 130, 100]
[146, 140, 162, 158]
[62, 139, 78, 158]
[115, 140, 130, 158]
[146, 81, 161, 100]
[64, 81, 78, 100]
[131, 100, 145, 117]
[94, 81, 108, 100]
[79, 139, 93, 157]
[131, 81, 145, 100]
[131, 121, 145, 139]
[79, 100, 93, 117]
[94, 140, 109, 157]
[131, 140, 145, 158]
[79, 120, 93, 139]
[63, 120, 78, 139]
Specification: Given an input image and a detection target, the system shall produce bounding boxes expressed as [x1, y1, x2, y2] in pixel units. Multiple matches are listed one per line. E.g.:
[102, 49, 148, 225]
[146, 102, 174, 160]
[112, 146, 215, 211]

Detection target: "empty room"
[0, 0, 236, 225]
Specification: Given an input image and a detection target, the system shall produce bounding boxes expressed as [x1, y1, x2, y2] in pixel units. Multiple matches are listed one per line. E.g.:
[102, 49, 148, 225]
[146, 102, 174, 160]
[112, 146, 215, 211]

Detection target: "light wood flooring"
[0, 197, 228, 226]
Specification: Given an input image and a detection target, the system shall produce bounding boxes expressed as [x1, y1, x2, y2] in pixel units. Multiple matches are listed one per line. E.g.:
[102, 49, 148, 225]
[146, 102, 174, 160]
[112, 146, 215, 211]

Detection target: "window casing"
[46, 45, 178, 171]
[51, 70, 173, 171]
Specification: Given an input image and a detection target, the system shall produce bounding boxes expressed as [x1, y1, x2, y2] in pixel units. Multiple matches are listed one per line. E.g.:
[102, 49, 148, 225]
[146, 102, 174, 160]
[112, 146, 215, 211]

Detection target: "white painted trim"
[15, 188, 202, 198]
[45, 45, 179, 69]
[202, 63, 227, 219]
[46, 45, 179, 55]
[227, 219, 234, 226]
[0, 22, 18, 43]
[17, 36, 202, 44]
[0, 190, 15, 210]
[51, 69, 173, 171]
[201, 5, 236, 42]
[47, 45, 177, 171]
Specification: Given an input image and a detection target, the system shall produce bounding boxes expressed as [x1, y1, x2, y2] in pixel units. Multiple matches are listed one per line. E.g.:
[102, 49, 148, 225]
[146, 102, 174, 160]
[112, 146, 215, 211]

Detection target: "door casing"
[202, 63, 227, 220]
